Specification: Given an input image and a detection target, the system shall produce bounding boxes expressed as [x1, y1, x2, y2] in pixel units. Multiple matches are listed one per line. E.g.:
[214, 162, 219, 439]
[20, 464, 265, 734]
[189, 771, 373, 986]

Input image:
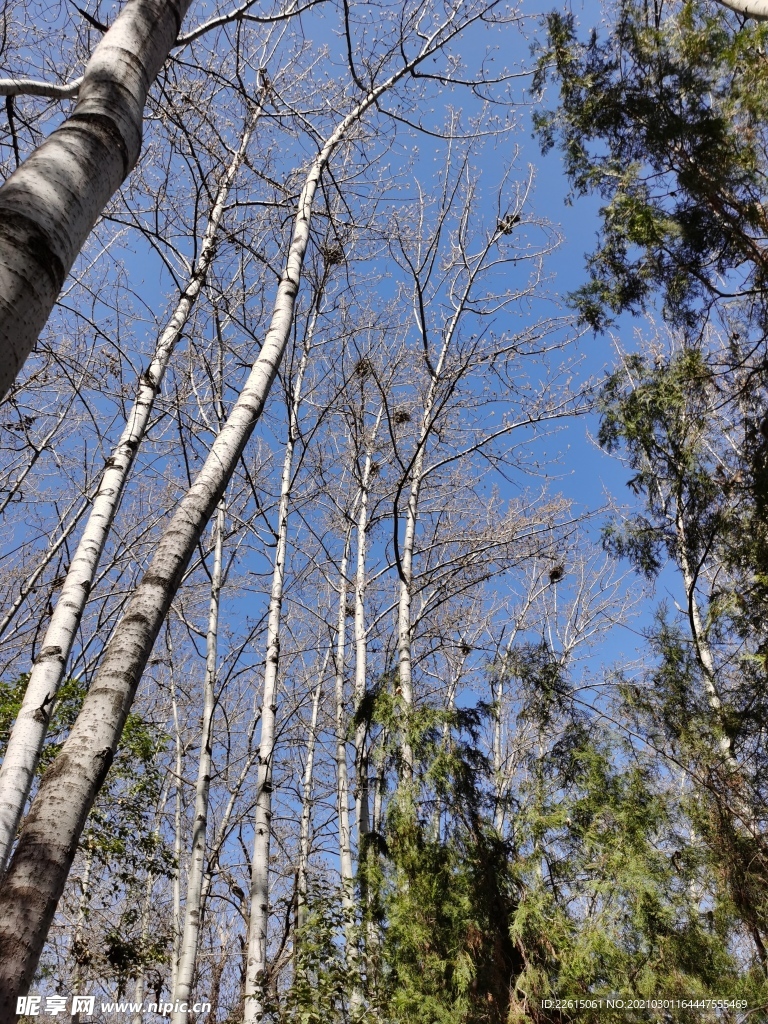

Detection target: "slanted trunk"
[0, 123, 253, 873]
[0, 0, 195, 397]
[674, 504, 738, 768]
[172, 501, 225, 1024]
[714, 0, 768, 20]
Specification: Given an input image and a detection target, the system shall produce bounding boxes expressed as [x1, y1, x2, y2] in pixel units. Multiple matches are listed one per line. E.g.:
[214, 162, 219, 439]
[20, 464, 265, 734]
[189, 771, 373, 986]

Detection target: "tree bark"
[0, 0, 195, 398]
[296, 657, 326, 938]
[493, 673, 504, 833]
[333, 519, 362, 1015]
[170, 647, 184, 1000]
[353, 407, 383, 849]
[243, 308, 316, 1024]
[130, 779, 170, 1024]
[68, 845, 93, 1024]
[713, 0, 768, 19]
[172, 500, 225, 1024]
[674, 504, 738, 768]
[0, 122, 253, 874]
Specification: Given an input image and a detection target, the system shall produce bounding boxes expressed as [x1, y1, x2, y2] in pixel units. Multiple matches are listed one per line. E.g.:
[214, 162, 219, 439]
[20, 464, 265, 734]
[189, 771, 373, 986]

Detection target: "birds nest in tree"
[354, 357, 374, 378]
[321, 242, 345, 265]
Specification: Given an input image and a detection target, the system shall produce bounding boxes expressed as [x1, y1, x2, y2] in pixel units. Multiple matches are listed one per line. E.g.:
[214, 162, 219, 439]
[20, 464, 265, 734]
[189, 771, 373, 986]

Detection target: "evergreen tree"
[534, 0, 768, 337]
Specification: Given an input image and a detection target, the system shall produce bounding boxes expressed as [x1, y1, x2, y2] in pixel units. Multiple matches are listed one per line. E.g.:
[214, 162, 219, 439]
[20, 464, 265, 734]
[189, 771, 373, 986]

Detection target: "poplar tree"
[0, 0, 196, 397]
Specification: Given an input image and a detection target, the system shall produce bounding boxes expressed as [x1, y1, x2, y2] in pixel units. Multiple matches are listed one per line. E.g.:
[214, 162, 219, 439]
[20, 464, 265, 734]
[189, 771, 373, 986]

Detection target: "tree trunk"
[68, 845, 93, 1024]
[130, 888, 154, 1024]
[0, 122, 253, 874]
[713, 0, 768, 20]
[0, 0, 195, 397]
[296, 655, 327, 938]
[353, 407, 383, 849]
[170, 647, 184, 1000]
[243, 310, 315, 1024]
[493, 673, 504, 833]
[172, 500, 225, 1024]
[199, 711, 262, 921]
[674, 504, 738, 768]
[333, 521, 362, 1015]
[395, 222, 503, 781]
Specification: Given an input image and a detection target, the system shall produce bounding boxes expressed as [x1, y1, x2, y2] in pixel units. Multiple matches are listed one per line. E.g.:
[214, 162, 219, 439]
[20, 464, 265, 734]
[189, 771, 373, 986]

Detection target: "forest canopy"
[0, 0, 767, 1021]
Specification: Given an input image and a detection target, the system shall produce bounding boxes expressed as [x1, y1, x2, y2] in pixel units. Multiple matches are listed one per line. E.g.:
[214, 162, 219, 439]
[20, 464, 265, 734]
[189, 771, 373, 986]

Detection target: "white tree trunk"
[68, 846, 93, 1024]
[130, 779, 170, 1024]
[130, 878, 153, 1024]
[170, 650, 184, 1000]
[0, 0, 196, 397]
[713, 0, 768, 18]
[0, 39, 466, 1012]
[395, 223, 504, 781]
[0, 123, 253, 874]
[677, 520, 735, 763]
[172, 500, 225, 1024]
[333, 523, 361, 1012]
[396, 368, 447, 779]
[243, 313, 315, 1024]
[353, 407, 383, 847]
[199, 710, 262, 918]
[493, 674, 504, 833]
[396, 475, 421, 780]
[296, 657, 326, 937]
[672, 504, 752, 814]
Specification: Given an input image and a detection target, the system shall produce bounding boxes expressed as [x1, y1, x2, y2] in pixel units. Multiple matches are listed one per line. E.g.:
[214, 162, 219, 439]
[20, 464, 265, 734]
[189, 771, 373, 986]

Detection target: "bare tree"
[0, 114, 256, 873]
[0, 7, 519, 1005]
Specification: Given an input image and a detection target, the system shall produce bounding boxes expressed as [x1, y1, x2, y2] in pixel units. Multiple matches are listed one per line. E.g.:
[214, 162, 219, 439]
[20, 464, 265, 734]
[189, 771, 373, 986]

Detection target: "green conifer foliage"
[534, 0, 768, 335]
[595, 345, 768, 972]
